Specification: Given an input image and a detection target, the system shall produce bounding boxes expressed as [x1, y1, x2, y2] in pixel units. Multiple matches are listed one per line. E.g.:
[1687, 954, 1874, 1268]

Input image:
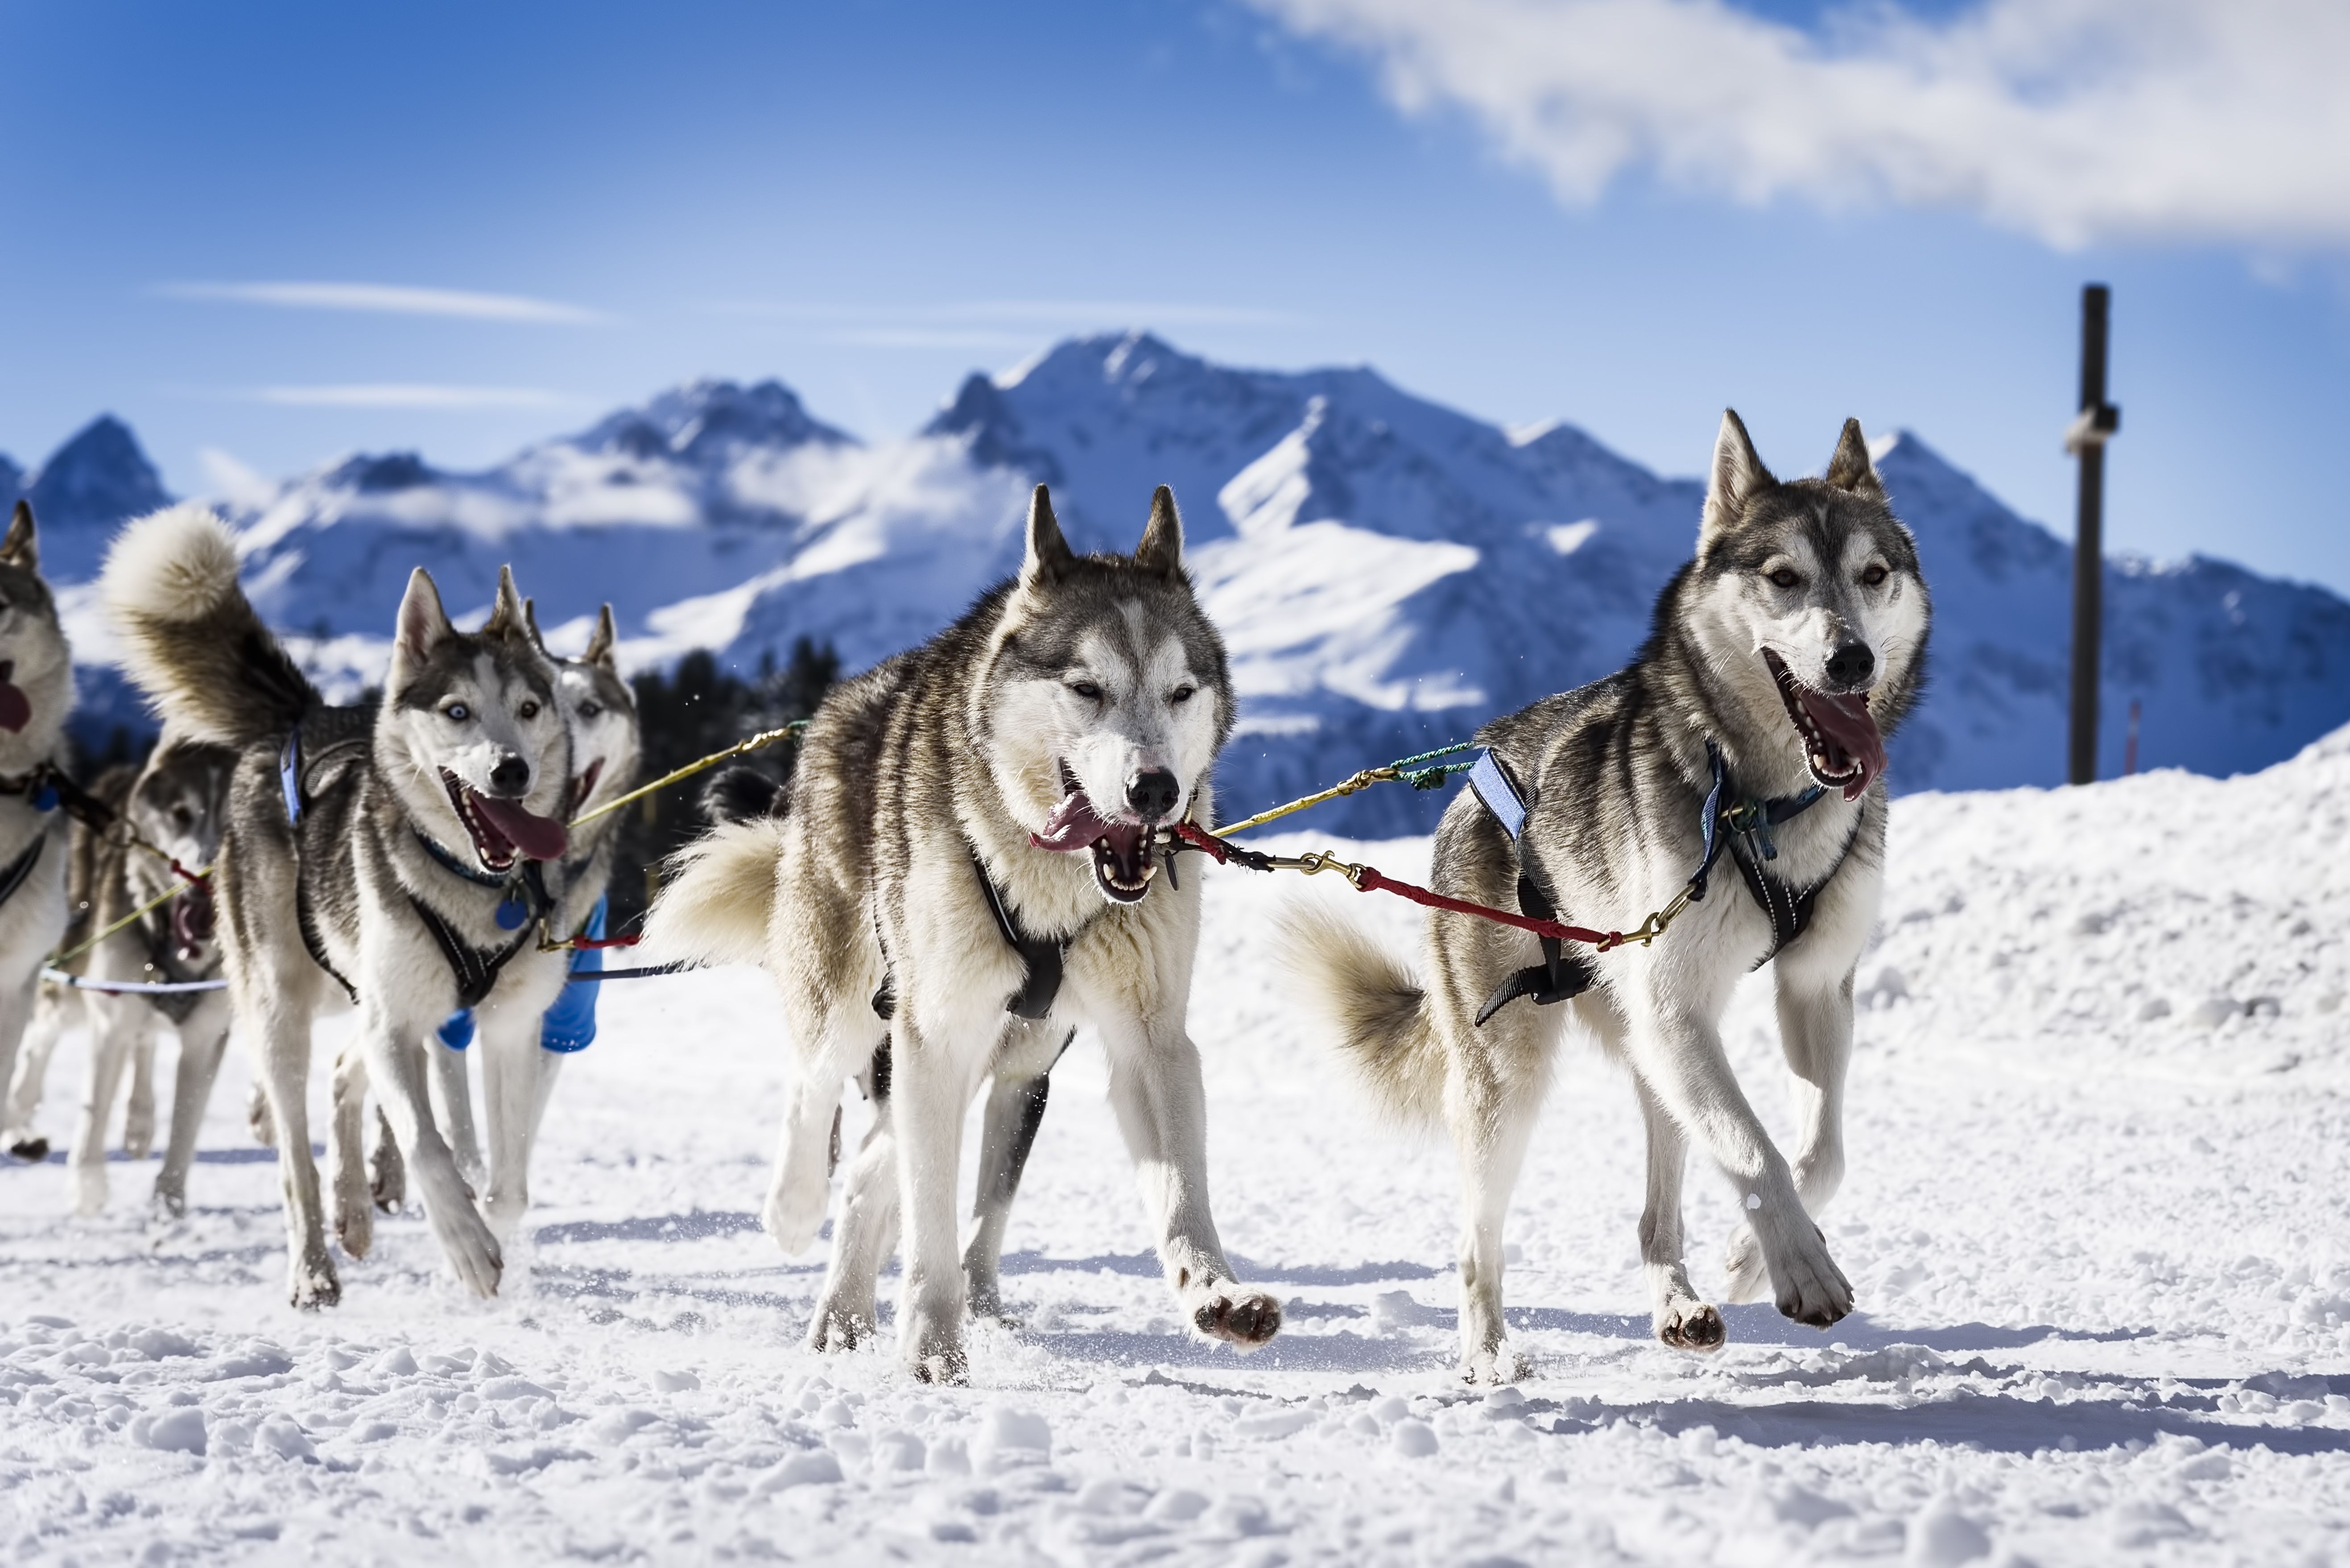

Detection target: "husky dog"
[645, 485, 1281, 1382]
[5, 739, 235, 1217]
[103, 505, 574, 1306]
[0, 503, 75, 1150]
[1289, 414, 1929, 1381]
[348, 602, 640, 1218]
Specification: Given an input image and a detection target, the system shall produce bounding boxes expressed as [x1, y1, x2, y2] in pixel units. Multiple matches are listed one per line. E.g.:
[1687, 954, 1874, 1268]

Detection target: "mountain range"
[11, 332, 2348, 832]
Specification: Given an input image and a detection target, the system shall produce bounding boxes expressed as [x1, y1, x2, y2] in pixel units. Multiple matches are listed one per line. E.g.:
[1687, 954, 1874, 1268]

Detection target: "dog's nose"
[1125, 768, 1181, 822]
[488, 755, 531, 797]
[1825, 641, 1875, 690]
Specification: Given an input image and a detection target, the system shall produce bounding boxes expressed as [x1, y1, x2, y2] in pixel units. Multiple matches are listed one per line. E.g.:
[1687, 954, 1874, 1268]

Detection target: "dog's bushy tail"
[101, 505, 315, 750]
[638, 817, 787, 969]
[1276, 904, 1447, 1122]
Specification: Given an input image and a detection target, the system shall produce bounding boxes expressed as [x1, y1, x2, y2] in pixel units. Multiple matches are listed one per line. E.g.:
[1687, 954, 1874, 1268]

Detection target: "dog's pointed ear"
[1019, 484, 1075, 590]
[1135, 485, 1183, 575]
[521, 595, 548, 651]
[585, 603, 618, 670]
[483, 565, 528, 641]
[391, 567, 454, 682]
[1823, 417, 1884, 500]
[1699, 409, 1774, 551]
[1, 501, 37, 572]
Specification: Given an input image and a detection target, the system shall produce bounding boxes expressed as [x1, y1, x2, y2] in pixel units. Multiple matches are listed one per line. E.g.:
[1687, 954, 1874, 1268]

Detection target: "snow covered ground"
[4, 730, 2348, 1564]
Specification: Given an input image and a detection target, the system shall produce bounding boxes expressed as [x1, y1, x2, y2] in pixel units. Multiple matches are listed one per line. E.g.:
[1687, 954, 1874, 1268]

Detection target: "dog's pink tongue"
[0, 681, 29, 734]
[1806, 691, 1888, 800]
[1031, 790, 1115, 853]
[474, 795, 570, 862]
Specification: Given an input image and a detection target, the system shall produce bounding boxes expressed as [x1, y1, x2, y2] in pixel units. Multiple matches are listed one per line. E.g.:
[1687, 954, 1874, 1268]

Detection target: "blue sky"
[4, 0, 2346, 593]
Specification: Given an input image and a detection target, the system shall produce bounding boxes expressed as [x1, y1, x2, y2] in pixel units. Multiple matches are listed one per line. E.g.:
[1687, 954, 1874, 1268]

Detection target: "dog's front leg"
[476, 986, 566, 1248]
[0, 967, 46, 1156]
[241, 982, 339, 1307]
[154, 1001, 231, 1219]
[891, 1015, 984, 1383]
[326, 1042, 376, 1257]
[69, 996, 145, 1217]
[1101, 1024, 1281, 1351]
[123, 1035, 157, 1160]
[1620, 975, 1852, 1330]
[1724, 958, 1858, 1302]
[358, 994, 502, 1299]
[4, 992, 70, 1155]
[428, 1030, 486, 1192]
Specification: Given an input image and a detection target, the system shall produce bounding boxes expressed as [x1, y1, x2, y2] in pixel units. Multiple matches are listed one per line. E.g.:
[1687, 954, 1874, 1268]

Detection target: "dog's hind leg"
[1725, 958, 1857, 1303]
[246, 1077, 276, 1147]
[70, 998, 145, 1216]
[370, 1107, 405, 1213]
[964, 1068, 1051, 1322]
[327, 1042, 376, 1258]
[153, 1001, 231, 1219]
[4, 990, 70, 1159]
[1448, 1055, 1540, 1385]
[809, 1054, 900, 1352]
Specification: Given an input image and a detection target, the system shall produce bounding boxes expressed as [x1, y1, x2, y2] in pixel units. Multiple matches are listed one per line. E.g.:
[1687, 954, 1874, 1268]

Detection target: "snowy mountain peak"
[575, 376, 853, 465]
[21, 415, 174, 581]
[325, 452, 438, 494]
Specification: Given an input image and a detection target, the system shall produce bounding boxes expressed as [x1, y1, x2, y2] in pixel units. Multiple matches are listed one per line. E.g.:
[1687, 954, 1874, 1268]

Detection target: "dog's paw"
[7, 1135, 49, 1163]
[151, 1173, 187, 1221]
[1722, 1226, 1769, 1305]
[900, 1307, 969, 1385]
[1655, 1298, 1726, 1353]
[426, 1197, 504, 1299]
[371, 1151, 405, 1214]
[288, 1253, 342, 1310]
[122, 1118, 154, 1163]
[246, 1085, 277, 1148]
[1461, 1343, 1529, 1385]
[760, 1180, 826, 1256]
[335, 1194, 374, 1261]
[1192, 1287, 1282, 1349]
[807, 1303, 877, 1353]
[1770, 1225, 1853, 1329]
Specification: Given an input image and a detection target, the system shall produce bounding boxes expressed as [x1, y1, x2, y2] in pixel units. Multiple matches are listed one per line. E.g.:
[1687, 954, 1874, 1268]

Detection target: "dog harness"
[1467, 741, 1850, 1027]
[438, 892, 607, 1054]
[280, 727, 552, 1010]
[871, 850, 1086, 1024]
[0, 758, 119, 921]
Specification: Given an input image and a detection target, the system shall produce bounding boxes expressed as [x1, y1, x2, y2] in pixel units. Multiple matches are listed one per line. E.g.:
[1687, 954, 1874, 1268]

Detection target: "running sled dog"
[104, 505, 579, 1306]
[5, 736, 235, 1220]
[0, 502, 76, 1163]
[1292, 413, 1930, 1382]
[646, 484, 1282, 1382]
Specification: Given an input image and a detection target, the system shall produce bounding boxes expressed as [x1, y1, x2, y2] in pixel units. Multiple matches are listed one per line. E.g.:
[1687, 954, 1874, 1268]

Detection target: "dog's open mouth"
[1028, 763, 1158, 904]
[0, 660, 27, 734]
[171, 879, 216, 962]
[566, 757, 605, 818]
[440, 769, 570, 872]
[1764, 651, 1886, 801]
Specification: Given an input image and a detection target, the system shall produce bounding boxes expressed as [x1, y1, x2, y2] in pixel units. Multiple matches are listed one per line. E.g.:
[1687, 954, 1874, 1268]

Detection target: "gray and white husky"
[103, 504, 576, 1307]
[4, 737, 235, 1218]
[342, 602, 641, 1221]
[0, 502, 76, 1154]
[645, 485, 1282, 1382]
[1289, 413, 1930, 1382]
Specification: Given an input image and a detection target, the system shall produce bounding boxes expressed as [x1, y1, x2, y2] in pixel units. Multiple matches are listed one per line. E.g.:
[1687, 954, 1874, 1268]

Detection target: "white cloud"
[158, 281, 609, 323]
[712, 299, 1306, 329]
[1248, 0, 2350, 249]
[248, 384, 576, 409]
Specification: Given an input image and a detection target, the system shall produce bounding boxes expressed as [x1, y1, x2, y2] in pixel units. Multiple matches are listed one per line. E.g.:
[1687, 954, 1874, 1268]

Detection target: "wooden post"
[2065, 285, 2121, 785]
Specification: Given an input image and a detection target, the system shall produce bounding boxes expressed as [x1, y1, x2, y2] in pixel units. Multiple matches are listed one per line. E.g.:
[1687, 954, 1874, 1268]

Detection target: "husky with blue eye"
[646, 485, 1280, 1384]
[1289, 414, 1932, 1382]
[103, 505, 574, 1308]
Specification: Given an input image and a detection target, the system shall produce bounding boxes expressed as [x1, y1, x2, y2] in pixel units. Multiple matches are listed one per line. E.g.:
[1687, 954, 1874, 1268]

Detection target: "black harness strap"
[0, 834, 43, 916]
[407, 894, 540, 1010]
[972, 850, 1066, 1021]
[282, 729, 360, 1004]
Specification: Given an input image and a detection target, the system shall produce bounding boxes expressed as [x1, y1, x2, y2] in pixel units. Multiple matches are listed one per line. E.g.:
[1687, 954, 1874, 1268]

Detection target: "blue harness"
[437, 894, 606, 1056]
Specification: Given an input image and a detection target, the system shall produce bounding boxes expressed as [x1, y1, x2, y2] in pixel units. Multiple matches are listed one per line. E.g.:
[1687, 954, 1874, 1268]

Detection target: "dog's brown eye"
[1767, 568, 1801, 589]
[1170, 685, 1195, 705]
[1069, 681, 1103, 701]
[1861, 564, 1889, 587]
[519, 700, 540, 720]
